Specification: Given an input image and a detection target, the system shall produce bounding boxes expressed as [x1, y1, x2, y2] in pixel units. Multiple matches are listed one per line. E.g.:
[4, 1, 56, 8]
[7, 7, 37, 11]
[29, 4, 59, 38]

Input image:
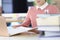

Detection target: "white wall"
[0, 0, 2, 7]
[27, 0, 34, 2]
[3, 0, 13, 13]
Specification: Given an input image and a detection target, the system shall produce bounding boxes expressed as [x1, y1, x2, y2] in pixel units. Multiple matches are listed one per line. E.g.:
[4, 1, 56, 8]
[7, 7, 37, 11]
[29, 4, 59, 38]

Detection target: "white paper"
[45, 31, 60, 36]
[37, 14, 50, 18]
[40, 37, 60, 40]
[7, 26, 34, 35]
[37, 26, 60, 31]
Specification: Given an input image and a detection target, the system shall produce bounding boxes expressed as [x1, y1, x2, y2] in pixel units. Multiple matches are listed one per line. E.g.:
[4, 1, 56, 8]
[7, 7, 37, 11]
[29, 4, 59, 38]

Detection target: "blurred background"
[2, 0, 34, 13]
[2, 0, 60, 13]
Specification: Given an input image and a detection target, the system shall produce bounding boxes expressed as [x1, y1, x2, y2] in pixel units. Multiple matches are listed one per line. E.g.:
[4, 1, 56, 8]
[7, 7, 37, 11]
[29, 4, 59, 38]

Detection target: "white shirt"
[36, 2, 48, 10]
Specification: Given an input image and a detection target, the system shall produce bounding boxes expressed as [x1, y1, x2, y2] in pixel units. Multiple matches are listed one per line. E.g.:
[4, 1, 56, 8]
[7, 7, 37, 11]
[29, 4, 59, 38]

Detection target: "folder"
[37, 15, 60, 27]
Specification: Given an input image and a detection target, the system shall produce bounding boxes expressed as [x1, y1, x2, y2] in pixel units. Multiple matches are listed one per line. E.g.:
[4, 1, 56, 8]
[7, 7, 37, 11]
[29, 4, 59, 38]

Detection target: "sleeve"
[20, 8, 31, 27]
[52, 6, 60, 14]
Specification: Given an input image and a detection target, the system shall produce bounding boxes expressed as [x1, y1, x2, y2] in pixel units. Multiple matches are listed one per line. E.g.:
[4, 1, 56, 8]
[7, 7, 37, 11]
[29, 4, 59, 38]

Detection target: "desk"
[0, 33, 39, 40]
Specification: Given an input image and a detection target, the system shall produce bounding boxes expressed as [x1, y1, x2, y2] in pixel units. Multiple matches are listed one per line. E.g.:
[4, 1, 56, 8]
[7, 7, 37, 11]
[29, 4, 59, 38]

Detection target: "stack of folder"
[36, 14, 60, 40]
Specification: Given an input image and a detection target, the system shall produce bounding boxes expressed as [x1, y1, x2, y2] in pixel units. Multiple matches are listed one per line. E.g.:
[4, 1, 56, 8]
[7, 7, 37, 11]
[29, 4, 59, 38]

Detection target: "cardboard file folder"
[37, 16, 60, 26]
[37, 15, 60, 31]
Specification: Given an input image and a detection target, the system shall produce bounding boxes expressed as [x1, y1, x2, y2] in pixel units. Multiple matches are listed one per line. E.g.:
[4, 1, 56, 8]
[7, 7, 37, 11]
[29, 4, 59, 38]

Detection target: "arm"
[13, 8, 31, 28]
[51, 6, 60, 14]
[20, 11, 31, 27]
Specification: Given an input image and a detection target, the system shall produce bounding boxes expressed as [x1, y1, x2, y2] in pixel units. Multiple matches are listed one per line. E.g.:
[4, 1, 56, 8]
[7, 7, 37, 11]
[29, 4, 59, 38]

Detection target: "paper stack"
[37, 14, 60, 40]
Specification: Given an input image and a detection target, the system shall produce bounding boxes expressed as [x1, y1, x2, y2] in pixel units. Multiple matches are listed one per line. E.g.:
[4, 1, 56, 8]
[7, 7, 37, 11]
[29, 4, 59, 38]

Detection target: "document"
[37, 26, 60, 31]
[45, 31, 60, 36]
[37, 14, 50, 18]
[7, 26, 35, 35]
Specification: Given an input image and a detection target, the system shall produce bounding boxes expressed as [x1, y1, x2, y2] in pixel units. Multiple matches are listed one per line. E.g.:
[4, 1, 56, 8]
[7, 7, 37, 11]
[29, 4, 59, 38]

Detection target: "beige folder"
[37, 16, 60, 26]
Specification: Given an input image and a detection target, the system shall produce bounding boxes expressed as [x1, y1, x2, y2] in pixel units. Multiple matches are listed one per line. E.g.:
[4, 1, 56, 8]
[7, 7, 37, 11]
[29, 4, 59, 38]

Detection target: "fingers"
[12, 25, 19, 28]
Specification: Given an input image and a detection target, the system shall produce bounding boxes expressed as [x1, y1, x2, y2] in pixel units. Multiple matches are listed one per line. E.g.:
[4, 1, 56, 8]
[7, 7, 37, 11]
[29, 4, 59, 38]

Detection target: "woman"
[13, 0, 59, 33]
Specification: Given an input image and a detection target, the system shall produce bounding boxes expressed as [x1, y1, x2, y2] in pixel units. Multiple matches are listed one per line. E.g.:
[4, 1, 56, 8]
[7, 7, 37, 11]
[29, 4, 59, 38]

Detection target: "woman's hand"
[13, 25, 21, 28]
[28, 28, 40, 34]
